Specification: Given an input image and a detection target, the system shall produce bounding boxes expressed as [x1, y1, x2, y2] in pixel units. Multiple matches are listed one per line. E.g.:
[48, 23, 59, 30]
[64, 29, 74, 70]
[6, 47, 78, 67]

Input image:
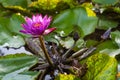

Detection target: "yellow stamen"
[34, 23, 41, 28]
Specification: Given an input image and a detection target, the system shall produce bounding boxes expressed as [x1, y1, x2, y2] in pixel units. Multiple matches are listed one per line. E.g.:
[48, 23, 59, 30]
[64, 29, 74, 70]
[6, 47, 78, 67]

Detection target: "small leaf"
[81, 53, 118, 80]
[60, 37, 74, 49]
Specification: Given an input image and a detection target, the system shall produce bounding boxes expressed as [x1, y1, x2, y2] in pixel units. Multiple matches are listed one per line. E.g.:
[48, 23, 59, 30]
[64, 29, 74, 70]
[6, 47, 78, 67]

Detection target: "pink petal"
[43, 27, 56, 35]
[42, 16, 52, 29]
[20, 30, 29, 34]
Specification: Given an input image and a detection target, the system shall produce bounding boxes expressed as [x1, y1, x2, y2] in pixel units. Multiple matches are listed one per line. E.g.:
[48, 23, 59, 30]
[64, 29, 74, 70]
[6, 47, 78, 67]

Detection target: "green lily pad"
[111, 30, 120, 48]
[0, 14, 27, 48]
[98, 18, 118, 30]
[0, 53, 39, 80]
[0, 0, 28, 8]
[52, 7, 98, 38]
[2, 71, 40, 80]
[94, 40, 118, 53]
[92, 0, 119, 5]
[55, 74, 80, 80]
[81, 53, 118, 80]
[99, 49, 120, 57]
[8, 14, 25, 35]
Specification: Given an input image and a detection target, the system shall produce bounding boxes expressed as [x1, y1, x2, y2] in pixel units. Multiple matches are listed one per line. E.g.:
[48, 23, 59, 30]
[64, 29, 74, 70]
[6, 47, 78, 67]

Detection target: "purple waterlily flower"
[20, 14, 56, 37]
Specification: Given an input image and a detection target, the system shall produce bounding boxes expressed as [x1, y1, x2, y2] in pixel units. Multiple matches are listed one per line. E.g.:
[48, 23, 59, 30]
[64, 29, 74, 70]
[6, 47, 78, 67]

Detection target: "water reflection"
[0, 46, 32, 56]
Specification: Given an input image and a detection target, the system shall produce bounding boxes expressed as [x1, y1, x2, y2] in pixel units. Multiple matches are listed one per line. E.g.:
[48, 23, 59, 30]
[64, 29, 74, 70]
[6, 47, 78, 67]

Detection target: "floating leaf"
[81, 53, 118, 80]
[98, 18, 118, 30]
[0, 53, 39, 79]
[99, 49, 120, 57]
[92, 0, 119, 5]
[111, 30, 120, 48]
[86, 40, 98, 47]
[94, 40, 118, 53]
[0, 0, 28, 8]
[8, 14, 25, 36]
[2, 70, 40, 80]
[52, 7, 98, 38]
[0, 14, 27, 48]
[3, 35, 25, 48]
[60, 37, 74, 49]
[55, 74, 80, 80]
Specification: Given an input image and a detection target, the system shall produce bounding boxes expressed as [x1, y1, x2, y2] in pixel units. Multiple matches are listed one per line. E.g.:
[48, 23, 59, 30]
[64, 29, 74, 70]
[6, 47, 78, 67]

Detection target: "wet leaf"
[81, 53, 118, 80]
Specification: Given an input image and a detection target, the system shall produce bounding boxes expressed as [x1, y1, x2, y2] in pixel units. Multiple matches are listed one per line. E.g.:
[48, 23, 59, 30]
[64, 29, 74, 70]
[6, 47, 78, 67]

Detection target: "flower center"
[33, 23, 41, 28]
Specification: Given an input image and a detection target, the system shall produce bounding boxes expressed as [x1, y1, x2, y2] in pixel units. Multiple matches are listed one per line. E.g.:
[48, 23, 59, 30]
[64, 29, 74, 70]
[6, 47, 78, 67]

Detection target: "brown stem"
[39, 36, 53, 66]
[70, 48, 88, 58]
